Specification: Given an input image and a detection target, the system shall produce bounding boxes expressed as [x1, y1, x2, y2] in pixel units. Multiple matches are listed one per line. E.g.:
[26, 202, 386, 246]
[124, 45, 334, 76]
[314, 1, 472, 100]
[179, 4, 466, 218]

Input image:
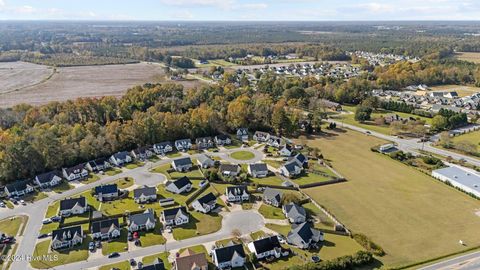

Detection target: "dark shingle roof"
[59, 197, 87, 211]
[154, 141, 172, 149]
[94, 184, 118, 195]
[226, 186, 248, 196]
[52, 225, 82, 241]
[219, 164, 240, 173]
[36, 170, 62, 184]
[213, 244, 245, 263]
[5, 179, 32, 193]
[133, 186, 156, 198]
[162, 206, 188, 221]
[287, 222, 321, 246]
[129, 209, 155, 226]
[252, 236, 281, 254]
[196, 192, 216, 206]
[263, 188, 283, 204]
[249, 163, 268, 173]
[64, 163, 86, 175]
[169, 176, 192, 190]
[283, 161, 300, 173]
[215, 134, 230, 140]
[91, 218, 119, 234]
[283, 203, 306, 220]
[141, 259, 165, 270]
[112, 151, 130, 160]
[172, 157, 192, 167]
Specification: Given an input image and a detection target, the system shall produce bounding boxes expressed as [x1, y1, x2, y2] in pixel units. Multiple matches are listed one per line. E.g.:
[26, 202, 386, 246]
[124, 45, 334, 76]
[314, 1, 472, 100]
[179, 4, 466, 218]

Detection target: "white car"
[0, 202, 5, 208]
[42, 218, 52, 224]
[19, 200, 26, 205]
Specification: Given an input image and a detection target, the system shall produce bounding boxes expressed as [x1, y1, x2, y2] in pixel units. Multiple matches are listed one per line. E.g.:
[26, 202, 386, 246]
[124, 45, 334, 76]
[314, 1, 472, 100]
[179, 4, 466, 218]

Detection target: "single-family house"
[85, 157, 111, 172]
[247, 236, 282, 260]
[59, 197, 88, 217]
[225, 186, 249, 203]
[278, 144, 293, 157]
[174, 249, 208, 270]
[175, 139, 192, 152]
[287, 222, 324, 249]
[219, 164, 241, 177]
[197, 154, 215, 169]
[153, 141, 173, 155]
[4, 180, 34, 197]
[171, 157, 193, 172]
[267, 136, 282, 148]
[142, 258, 166, 270]
[192, 192, 217, 213]
[247, 163, 269, 178]
[263, 188, 283, 207]
[161, 206, 189, 226]
[133, 186, 157, 203]
[212, 244, 246, 269]
[35, 171, 63, 188]
[196, 137, 214, 150]
[288, 153, 308, 168]
[280, 161, 303, 178]
[109, 151, 133, 167]
[94, 184, 119, 202]
[237, 128, 249, 142]
[319, 99, 342, 111]
[131, 146, 154, 160]
[62, 164, 89, 181]
[215, 134, 232, 146]
[91, 218, 121, 240]
[253, 131, 270, 142]
[128, 208, 156, 232]
[51, 226, 83, 250]
[165, 176, 193, 194]
[283, 203, 307, 224]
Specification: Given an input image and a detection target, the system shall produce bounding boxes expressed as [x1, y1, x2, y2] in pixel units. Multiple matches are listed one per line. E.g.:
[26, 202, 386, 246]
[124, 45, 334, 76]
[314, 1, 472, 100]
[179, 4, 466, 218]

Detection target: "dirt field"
[0, 62, 204, 108]
[454, 52, 480, 64]
[0, 61, 53, 94]
[301, 129, 480, 267]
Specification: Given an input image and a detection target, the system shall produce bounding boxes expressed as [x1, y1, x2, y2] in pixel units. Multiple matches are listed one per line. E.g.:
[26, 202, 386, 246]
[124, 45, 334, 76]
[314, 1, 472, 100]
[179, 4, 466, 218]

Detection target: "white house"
[94, 184, 119, 202]
[253, 131, 270, 142]
[131, 146, 154, 160]
[35, 171, 63, 188]
[267, 136, 282, 148]
[4, 180, 34, 197]
[192, 192, 217, 213]
[91, 218, 121, 240]
[59, 197, 88, 217]
[225, 186, 250, 203]
[51, 226, 83, 250]
[175, 139, 192, 152]
[85, 157, 111, 172]
[196, 137, 214, 150]
[153, 141, 173, 155]
[197, 154, 215, 169]
[165, 176, 192, 194]
[109, 151, 133, 167]
[278, 144, 293, 157]
[283, 203, 307, 224]
[171, 157, 193, 172]
[212, 244, 246, 269]
[287, 222, 324, 249]
[247, 236, 283, 260]
[133, 186, 157, 203]
[219, 164, 241, 177]
[128, 209, 156, 232]
[215, 134, 232, 146]
[237, 128, 249, 142]
[280, 161, 302, 178]
[62, 164, 89, 181]
[247, 163, 269, 178]
[161, 206, 189, 226]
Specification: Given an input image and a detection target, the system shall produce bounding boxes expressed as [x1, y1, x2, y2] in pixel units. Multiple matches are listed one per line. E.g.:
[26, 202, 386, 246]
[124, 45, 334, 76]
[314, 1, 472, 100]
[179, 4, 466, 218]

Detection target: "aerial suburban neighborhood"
[2, 5, 480, 270]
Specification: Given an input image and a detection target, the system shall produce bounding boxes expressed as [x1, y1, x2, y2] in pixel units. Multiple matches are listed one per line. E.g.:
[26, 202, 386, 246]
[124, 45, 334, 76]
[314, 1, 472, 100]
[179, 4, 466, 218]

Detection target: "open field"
[429, 84, 480, 97]
[0, 62, 205, 108]
[301, 129, 480, 267]
[0, 62, 53, 94]
[454, 52, 480, 64]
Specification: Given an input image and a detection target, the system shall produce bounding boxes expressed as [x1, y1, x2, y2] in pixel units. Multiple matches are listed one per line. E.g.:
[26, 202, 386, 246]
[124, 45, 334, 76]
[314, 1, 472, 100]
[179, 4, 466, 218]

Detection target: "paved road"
[0, 147, 262, 270]
[419, 251, 480, 270]
[52, 210, 264, 270]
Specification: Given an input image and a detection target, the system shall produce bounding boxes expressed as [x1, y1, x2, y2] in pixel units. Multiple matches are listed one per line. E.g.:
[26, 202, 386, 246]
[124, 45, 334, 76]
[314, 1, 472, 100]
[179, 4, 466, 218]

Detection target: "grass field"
[101, 229, 129, 255]
[31, 237, 91, 269]
[429, 84, 480, 97]
[172, 211, 222, 240]
[249, 175, 284, 186]
[0, 216, 26, 236]
[451, 130, 480, 146]
[142, 252, 171, 269]
[230, 151, 255, 160]
[454, 52, 480, 64]
[300, 129, 480, 267]
[258, 204, 285, 219]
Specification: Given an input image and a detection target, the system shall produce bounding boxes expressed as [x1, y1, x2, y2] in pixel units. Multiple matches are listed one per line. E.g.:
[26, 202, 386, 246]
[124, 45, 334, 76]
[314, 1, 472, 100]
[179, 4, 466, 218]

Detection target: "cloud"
[241, 3, 268, 9]
[160, 0, 235, 9]
[357, 2, 395, 13]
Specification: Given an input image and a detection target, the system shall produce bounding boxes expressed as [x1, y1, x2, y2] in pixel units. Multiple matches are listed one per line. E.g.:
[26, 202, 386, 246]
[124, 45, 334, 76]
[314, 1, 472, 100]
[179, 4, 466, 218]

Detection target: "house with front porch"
[128, 208, 156, 232]
[91, 218, 121, 240]
[62, 164, 89, 181]
[161, 206, 189, 227]
[51, 226, 83, 250]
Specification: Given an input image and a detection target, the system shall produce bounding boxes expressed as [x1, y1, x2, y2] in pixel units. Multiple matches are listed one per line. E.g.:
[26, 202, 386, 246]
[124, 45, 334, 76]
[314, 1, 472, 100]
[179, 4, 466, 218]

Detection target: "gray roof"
[283, 203, 306, 220]
[249, 163, 268, 173]
[133, 186, 157, 198]
[60, 197, 87, 211]
[283, 161, 301, 173]
[219, 164, 240, 173]
[129, 208, 155, 226]
[197, 154, 214, 165]
[263, 188, 283, 204]
[172, 157, 192, 167]
[433, 166, 480, 195]
[287, 222, 322, 247]
[36, 170, 62, 183]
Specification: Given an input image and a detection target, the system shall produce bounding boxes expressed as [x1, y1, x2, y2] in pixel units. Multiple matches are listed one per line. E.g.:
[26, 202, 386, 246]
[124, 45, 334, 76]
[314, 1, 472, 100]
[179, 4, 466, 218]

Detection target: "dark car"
[129, 258, 136, 266]
[127, 233, 133, 241]
[51, 216, 61, 222]
[108, 252, 120, 258]
[88, 242, 95, 252]
[311, 255, 320, 263]
[134, 239, 141, 246]
[95, 241, 102, 248]
[137, 262, 143, 269]
[38, 234, 48, 239]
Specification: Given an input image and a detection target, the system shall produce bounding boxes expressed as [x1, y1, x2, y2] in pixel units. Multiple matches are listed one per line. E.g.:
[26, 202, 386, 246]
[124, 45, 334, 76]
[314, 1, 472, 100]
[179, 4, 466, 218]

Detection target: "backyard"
[30, 237, 92, 269]
[301, 129, 480, 267]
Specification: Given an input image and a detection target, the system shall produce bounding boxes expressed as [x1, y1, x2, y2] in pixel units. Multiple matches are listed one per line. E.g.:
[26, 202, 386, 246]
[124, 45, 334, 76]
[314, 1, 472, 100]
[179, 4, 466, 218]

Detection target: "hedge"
[286, 251, 374, 270]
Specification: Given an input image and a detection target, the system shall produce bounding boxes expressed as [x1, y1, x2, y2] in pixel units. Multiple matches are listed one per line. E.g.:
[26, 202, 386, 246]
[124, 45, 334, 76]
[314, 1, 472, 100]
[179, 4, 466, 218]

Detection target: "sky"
[0, 0, 480, 21]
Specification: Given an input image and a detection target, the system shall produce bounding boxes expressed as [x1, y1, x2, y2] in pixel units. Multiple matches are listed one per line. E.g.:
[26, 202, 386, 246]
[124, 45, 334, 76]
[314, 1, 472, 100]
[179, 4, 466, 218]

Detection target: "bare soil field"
[0, 62, 204, 108]
[0, 61, 53, 94]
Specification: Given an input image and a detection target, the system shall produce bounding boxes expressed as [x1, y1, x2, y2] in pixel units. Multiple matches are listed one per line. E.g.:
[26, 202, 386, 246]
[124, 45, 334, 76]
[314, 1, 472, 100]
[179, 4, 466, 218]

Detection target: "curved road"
[0, 147, 263, 270]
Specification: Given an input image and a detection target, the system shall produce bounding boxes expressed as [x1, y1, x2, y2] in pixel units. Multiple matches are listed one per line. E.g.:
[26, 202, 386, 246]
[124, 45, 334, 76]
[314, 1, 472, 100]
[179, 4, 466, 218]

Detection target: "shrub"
[286, 251, 374, 270]
[352, 233, 385, 256]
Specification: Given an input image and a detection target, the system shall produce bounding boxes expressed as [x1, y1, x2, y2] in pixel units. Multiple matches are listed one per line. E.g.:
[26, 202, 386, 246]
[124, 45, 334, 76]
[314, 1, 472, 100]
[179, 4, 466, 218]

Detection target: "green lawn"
[249, 175, 284, 186]
[439, 130, 480, 158]
[45, 201, 60, 218]
[101, 229, 129, 255]
[263, 159, 284, 169]
[30, 237, 91, 269]
[293, 172, 334, 186]
[230, 151, 255, 160]
[152, 164, 204, 181]
[83, 174, 100, 184]
[142, 252, 171, 269]
[166, 152, 182, 158]
[258, 204, 285, 220]
[22, 191, 48, 203]
[250, 230, 267, 240]
[115, 177, 135, 189]
[0, 216, 26, 236]
[302, 202, 335, 231]
[179, 244, 209, 255]
[125, 161, 144, 169]
[138, 223, 166, 247]
[50, 182, 74, 193]
[301, 129, 480, 267]
[99, 261, 131, 270]
[105, 168, 122, 176]
[172, 211, 222, 240]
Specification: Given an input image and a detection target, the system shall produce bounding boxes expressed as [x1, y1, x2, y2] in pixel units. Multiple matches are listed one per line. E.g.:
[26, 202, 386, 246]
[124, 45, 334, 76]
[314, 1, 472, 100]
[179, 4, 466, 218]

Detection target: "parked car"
[198, 180, 208, 188]
[38, 234, 48, 239]
[129, 258, 136, 266]
[311, 255, 320, 263]
[51, 216, 61, 222]
[88, 242, 95, 252]
[137, 262, 143, 269]
[42, 218, 52, 224]
[127, 232, 133, 241]
[19, 200, 26, 205]
[277, 235, 286, 244]
[0, 202, 5, 208]
[10, 198, 18, 205]
[134, 239, 141, 246]
[95, 241, 101, 248]
[108, 252, 120, 258]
